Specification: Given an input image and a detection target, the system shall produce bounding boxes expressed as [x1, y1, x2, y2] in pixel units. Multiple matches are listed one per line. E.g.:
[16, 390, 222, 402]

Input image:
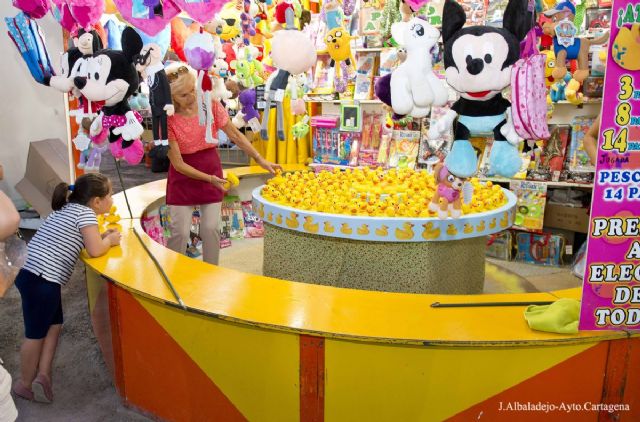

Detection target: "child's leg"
[13, 270, 62, 401]
[200, 202, 222, 265]
[38, 324, 62, 381]
[19, 339, 44, 390]
[166, 205, 194, 255]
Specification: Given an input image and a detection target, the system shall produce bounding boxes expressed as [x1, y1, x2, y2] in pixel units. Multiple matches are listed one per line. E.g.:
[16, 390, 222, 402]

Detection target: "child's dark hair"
[52, 173, 111, 211]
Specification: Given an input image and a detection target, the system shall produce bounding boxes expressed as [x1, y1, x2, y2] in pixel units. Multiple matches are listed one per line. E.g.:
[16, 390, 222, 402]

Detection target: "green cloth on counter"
[524, 298, 581, 334]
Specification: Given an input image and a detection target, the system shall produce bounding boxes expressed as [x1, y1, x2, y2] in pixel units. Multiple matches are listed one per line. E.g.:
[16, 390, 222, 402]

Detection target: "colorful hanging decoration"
[184, 30, 217, 143]
[172, 0, 228, 24]
[68, 0, 104, 30]
[5, 12, 55, 84]
[113, 0, 180, 36]
[12, 0, 50, 19]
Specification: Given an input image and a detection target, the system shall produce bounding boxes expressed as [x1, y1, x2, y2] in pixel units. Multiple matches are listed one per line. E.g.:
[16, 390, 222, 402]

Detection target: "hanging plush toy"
[240, 0, 257, 45]
[211, 58, 233, 101]
[260, 7, 316, 140]
[230, 48, 265, 87]
[134, 42, 174, 151]
[185, 30, 218, 144]
[232, 88, 261, 130]
[373, 17, 448, 119]
[321, 27, 355, 79]
[73, 27, 145, 165]
[323, 0, 344, 30]
[429, 0, 531, 179]
[542, 1, 608, 84]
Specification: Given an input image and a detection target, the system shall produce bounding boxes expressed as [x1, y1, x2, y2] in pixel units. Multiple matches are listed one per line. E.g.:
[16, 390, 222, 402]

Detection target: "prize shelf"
[480, 177, 594, 189]
[305, 98, 383, 104]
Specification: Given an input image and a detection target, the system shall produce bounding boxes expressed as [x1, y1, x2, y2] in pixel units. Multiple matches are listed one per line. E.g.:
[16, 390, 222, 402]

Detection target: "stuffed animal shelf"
[260, 7, 316, 141]
[374, 17, 448, 119]
[429, 0, 532, 179]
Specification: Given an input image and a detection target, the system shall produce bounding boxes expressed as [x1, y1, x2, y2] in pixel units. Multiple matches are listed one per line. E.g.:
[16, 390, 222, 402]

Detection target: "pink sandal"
[33, 374, 53, 403]
[12, 381, 34, 401]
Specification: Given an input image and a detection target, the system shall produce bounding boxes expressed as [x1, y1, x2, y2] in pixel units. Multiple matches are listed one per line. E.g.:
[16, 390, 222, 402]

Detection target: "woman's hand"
[209, 174, 229, 192]
[256, 157, 283, 174]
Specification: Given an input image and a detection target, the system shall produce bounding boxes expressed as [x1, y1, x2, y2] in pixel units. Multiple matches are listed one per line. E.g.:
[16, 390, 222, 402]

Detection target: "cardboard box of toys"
[544, 204, 590, 233]
[15, 138, 71, 217]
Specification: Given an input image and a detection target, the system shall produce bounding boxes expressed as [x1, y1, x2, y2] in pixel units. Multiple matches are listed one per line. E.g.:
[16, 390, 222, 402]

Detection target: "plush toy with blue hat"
[542, 1, 608, 84]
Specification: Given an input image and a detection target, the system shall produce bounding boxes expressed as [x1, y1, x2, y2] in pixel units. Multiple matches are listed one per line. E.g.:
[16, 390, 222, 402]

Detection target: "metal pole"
[431, 301, 556, 308]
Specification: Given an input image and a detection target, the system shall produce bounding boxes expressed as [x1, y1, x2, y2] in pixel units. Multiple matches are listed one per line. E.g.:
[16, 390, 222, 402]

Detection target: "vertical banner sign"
[579, 0, 640, 330]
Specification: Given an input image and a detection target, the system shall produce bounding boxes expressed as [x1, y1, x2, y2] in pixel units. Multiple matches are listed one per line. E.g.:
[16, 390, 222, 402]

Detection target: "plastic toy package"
[510, 180, 547, 232]
[486, 230, 513, 261]
[515, 232, 565, 267]
[567, 116, 596, 173]
[357, 111, 385, 167]
[388, 129, 421, 169]
[241, 201, 265, 238]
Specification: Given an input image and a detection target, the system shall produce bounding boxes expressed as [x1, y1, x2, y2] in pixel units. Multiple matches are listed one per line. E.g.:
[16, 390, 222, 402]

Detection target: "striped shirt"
[23, 203, 98, 285]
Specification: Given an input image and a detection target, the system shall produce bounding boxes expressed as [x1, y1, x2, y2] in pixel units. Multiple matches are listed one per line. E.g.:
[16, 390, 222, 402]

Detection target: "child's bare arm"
[81, 225, 121, 257]
[0, 191, 20, 241]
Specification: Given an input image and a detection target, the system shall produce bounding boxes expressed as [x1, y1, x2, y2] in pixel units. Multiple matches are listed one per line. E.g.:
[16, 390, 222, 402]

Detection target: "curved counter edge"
[83, 167, 637, 346]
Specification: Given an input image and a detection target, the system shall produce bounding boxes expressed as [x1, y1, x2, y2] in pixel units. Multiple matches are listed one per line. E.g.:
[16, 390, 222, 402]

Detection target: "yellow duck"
[500, 212, 510, 228]
[476, 220, 486, 232]
[257, 204, 265, 219]
[395, 223, 414, 240]
[303, 216, 319, 234]
[489, 218, 497, 229]
[375, 225, 389, 237]
[446, 224, 458, 236]
[286, 212, 299, 228]
[340, 223, 353, 235]
[463, 224, 474, 234]
[105, 212, 121, 224]
[357, 224, 370, 235]
[324, 221, 335, 233]
[421, 223, 440, 240]
[276, 214, 283, 225]
[267, 212, 273, 222]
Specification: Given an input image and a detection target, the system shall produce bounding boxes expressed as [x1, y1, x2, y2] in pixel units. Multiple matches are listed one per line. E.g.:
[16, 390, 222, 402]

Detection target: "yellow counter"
[82, 166, 640, 422]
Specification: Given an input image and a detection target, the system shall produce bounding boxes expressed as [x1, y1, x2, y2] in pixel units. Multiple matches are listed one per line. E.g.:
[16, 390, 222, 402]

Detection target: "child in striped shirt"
[12, 173, 121, 403]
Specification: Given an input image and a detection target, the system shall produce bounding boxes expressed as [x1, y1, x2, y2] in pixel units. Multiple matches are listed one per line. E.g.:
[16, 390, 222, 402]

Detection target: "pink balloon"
[171, 0, 227, 25]
[114, 0, 180, 36]
[404, 0, 429, 11]
[12, 0, 50, 19]
[68, 0, 104, 30]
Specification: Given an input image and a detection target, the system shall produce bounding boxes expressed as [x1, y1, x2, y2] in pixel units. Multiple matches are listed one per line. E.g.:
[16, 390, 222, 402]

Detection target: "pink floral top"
[167, 101, 229, 154]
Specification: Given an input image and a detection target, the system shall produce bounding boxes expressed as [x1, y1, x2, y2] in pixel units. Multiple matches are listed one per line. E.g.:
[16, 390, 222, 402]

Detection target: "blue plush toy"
[429, 0, 533, 178]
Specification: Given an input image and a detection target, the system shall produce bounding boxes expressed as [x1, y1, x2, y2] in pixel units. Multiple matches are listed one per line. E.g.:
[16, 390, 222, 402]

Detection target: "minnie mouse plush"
[72, 27, 145, 164]
[429, 0, 532, 178]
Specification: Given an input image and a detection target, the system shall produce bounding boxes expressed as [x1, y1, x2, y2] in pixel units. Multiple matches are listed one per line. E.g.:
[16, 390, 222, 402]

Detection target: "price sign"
[579, 0, 640, 330]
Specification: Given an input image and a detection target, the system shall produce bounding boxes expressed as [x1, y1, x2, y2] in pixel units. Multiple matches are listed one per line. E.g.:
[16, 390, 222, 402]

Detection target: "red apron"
[166, 147, 224, 206]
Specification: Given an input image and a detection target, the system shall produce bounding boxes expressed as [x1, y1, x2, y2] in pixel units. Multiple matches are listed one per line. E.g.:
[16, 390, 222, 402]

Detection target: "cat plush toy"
[429, 0, 532, 178]
[73, 27, 145, 164]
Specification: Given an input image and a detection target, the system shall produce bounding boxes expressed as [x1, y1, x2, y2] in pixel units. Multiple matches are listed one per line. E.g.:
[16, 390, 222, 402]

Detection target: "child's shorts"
[14, 269, 63, 339]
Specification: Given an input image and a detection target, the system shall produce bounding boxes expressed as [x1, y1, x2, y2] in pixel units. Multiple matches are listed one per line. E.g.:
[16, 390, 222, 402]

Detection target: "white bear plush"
[390, 17, 449, 118]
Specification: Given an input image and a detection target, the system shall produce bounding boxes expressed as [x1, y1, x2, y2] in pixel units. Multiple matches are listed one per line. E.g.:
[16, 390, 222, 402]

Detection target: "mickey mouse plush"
[72, 27, 145, 165]
[429, 0, 532, 178]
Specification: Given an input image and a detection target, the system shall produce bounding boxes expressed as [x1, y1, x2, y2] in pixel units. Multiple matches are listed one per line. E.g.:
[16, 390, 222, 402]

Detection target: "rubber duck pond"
[253, 168, 517, 294]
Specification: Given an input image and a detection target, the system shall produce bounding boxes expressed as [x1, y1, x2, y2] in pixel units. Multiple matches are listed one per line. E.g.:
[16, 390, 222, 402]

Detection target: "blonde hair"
[166, 63, 197, 114]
